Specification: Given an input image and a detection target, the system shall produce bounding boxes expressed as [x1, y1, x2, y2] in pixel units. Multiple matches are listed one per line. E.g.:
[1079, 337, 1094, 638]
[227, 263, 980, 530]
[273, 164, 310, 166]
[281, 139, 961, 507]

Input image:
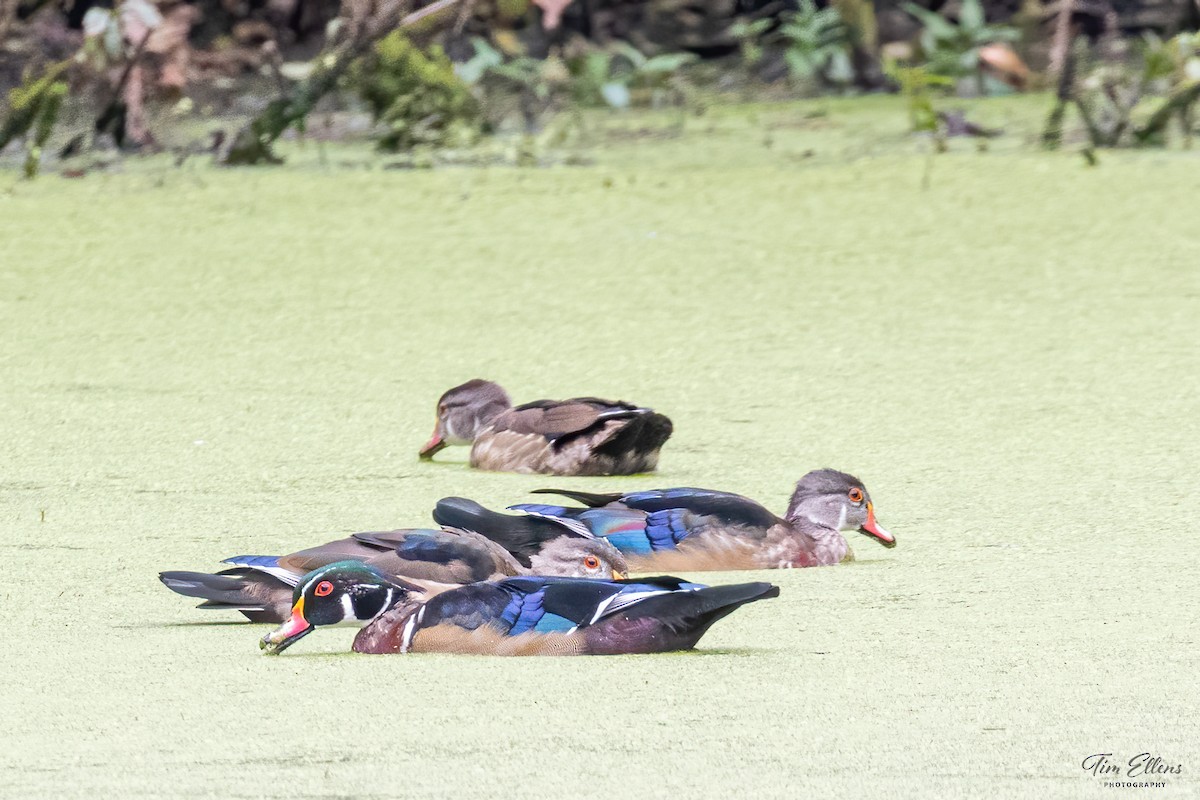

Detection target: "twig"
[452, 0, 477, 33]
[395, 0, 464, 30]
[1048, 0, 1075, 78]
[95, 30, 153, 142]
[261, 41, 290, 95]
[223, 0, 467, 165]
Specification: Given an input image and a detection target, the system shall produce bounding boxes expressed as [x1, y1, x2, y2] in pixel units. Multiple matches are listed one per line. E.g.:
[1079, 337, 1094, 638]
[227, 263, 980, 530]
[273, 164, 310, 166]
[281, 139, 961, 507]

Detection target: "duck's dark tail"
[588, 581, 780, 654]
[432, 497, 587, 567]
[529, 487, 625, 507]
[594, 410, 673, 467]
[158, 569, 293, 624]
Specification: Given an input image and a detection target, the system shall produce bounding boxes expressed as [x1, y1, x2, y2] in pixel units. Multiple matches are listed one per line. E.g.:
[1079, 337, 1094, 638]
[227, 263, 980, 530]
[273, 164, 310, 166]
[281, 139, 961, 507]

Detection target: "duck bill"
[418, 426, 448, 460]
[260, 597, 313, 655]
[858, 503, 896, 549]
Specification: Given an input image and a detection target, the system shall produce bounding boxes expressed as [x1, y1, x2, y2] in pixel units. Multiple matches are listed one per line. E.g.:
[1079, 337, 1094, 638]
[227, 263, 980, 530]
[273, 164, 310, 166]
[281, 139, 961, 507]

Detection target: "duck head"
[528, 537, 630, 580]
[418, 379, 513, 460]
[785, 469, 896, 548]
[260, 562, 423, 655]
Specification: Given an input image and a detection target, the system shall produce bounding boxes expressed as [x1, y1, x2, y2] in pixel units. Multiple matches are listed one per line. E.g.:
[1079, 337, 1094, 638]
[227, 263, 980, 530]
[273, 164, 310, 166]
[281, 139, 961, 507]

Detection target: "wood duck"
[442, 469, 896, 572]
[160, 521, 627, 624]
[417, 379, 673, 476]
[259, 561, 779, 656]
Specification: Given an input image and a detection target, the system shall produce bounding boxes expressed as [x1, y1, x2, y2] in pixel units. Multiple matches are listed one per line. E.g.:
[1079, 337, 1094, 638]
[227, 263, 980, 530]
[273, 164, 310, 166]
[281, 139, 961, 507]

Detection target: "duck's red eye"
[848, 488, 864, 503]
[583, 555, 600, 570]
[314, 580, 334, 597]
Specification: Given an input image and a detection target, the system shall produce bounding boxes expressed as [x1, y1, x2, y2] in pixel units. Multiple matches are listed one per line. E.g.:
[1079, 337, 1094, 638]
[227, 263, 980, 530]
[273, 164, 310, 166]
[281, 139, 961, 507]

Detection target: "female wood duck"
[438, 469, 896, 572]
[160, 520, 628, 624]
[417, 379, 673, 476]
[259, 561, 779, 656]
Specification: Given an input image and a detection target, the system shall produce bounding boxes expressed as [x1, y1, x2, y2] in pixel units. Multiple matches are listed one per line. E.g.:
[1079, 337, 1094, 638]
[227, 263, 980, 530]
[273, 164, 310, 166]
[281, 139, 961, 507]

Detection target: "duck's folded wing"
[491, 576, 704, 633]
[493, 398, 646, 443]
[432, 497, 592, 567]
[273, 535, 395, 575]
[617, 487, 781, 529]
[507, 504, 685, 555]
[352, 528, 515, 583]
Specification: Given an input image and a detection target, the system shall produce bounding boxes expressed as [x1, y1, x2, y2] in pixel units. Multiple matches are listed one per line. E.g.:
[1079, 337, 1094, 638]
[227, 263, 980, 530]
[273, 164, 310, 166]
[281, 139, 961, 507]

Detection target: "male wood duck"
[160, 521, 627, 624]
[437, 469, 896, 572]
[259, 561, 779, 656]
[417, 379, 673, 476]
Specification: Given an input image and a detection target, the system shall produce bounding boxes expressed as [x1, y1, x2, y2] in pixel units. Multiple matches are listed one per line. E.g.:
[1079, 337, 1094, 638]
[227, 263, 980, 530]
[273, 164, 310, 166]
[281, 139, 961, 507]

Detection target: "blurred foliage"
[902, 0, 1019, 93]
[729, 1, 869, 92]
[778, 0, 854, 90]
[1044, 31, 1200, 150]
[0, 61, 69, 177]
[884, 61, 955, 133]
[729, 18, 773, 70]
[569, 42, 697, 109]
[351, 31, 480, 151]
[457, 35, 695, 134]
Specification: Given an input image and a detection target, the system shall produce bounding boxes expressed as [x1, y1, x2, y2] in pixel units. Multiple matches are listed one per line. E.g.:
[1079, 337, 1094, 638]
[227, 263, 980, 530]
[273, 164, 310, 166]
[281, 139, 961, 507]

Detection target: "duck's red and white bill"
[260, 597, 313, 654]
[860, 503, 896, 547]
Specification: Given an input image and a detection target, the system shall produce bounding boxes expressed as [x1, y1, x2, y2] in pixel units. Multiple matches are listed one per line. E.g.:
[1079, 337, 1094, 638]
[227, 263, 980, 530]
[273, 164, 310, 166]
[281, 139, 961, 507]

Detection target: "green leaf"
[784, 48, 817, 79]
[826, 49, 854, 84]
[958, 0, 984, 32]
[81, 7, 112, 36]
[641, 52, 698, 74]
[600, 82, 631, 109]
[902, 3, 957, 41]
[610, 41, 648, 69]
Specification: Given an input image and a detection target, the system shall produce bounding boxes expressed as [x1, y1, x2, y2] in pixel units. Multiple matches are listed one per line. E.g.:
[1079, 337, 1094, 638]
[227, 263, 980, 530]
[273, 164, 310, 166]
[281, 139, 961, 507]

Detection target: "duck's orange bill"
[277, 597, 311, 639]
[860, 502, 896, 546]
[261, 596, 315, 654]
[418, 425, 447, 459]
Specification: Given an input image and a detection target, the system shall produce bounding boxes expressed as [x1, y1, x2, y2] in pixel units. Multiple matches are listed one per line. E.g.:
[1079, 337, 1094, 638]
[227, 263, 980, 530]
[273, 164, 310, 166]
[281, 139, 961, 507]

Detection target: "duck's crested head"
[785, 469, 895, 549]
[418, 379, 513, 460]
[528, 536, 630, 580]
[260, 561, 423, 655]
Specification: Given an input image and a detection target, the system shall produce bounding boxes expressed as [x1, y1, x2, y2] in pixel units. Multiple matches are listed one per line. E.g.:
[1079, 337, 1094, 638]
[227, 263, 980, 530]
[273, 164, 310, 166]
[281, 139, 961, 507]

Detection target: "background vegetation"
[2, 0, 1199, 175]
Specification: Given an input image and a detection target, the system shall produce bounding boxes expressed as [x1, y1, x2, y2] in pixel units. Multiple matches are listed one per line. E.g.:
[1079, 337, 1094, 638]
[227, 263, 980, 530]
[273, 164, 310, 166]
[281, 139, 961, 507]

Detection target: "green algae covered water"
[1, 96, 1198, 798]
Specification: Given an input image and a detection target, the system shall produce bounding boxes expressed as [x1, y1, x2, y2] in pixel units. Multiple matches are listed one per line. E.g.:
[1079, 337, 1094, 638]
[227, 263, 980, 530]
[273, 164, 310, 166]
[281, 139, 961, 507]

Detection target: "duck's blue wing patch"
[497, 582, 593, 635]
[508, 503, 575, 517]
[220, 555, 299, 585]
[478, 576, 715, 633]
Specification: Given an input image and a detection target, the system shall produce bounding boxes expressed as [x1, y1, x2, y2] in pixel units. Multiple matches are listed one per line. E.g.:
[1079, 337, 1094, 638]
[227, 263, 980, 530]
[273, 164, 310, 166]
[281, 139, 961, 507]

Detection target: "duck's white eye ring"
[315, 580, 334, 597]
[583, 555, 601, 570]
[848, 488, 864, 503]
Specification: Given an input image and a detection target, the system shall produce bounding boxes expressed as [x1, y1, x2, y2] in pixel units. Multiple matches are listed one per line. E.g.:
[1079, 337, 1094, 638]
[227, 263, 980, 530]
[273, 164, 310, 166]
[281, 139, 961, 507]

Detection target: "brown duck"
[452, 469, 897, 572]
[417, 379, 673, 476]
[160, 513, 627, 624]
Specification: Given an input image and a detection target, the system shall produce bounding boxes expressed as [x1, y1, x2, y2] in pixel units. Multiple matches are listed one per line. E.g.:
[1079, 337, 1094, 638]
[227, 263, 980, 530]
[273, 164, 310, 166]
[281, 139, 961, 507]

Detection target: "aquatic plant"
[1043, 31, 1200, 150]
[884, 62, 955, 134]
[777, 0, 854, 90]
[566, 42, 697, 109]
[902, 0, 1020, 94]
[350, 31, 479, 151]
[0, 61, 69, 178]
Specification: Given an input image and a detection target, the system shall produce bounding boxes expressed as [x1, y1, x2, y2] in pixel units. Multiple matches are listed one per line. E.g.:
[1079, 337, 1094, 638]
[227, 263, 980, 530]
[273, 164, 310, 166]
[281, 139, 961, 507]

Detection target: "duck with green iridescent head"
[159, 513, 627, 624]
[260, 561, 779, 657]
